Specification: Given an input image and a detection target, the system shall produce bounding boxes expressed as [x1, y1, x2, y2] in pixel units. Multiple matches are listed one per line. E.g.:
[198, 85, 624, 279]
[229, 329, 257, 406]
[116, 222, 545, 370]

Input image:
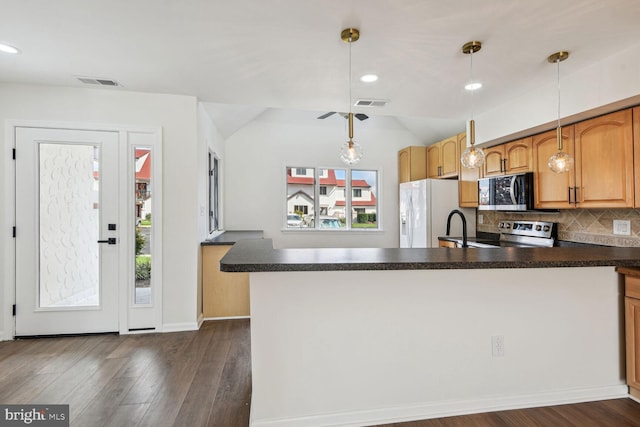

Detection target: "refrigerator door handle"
[407, 195, 414, 248]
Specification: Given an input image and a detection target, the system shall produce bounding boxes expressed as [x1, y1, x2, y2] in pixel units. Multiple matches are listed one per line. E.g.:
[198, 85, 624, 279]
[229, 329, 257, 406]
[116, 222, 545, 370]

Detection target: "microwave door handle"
[509, 176, 518, 204]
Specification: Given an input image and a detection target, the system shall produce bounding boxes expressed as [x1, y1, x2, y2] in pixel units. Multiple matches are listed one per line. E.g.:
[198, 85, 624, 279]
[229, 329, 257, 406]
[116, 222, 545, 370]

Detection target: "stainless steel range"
[496, 220, 557, 247]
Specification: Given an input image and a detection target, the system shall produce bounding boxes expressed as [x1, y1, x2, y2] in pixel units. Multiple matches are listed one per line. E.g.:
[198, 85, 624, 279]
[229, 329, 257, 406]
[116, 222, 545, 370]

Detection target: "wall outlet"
[613, 220, 631, 236]
[492, 335, 504, 357]
[478, 214, 484, 224]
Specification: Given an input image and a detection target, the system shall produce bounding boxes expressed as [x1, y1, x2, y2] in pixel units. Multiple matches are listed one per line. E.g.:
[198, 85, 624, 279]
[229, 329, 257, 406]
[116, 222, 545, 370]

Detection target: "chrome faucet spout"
[446, 209, 468, 248]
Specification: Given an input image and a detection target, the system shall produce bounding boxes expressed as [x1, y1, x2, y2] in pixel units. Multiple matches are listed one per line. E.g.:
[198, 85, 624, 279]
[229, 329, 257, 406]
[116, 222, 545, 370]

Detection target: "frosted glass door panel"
[39, 143, 100, 308]
[15, 127, 119, 336]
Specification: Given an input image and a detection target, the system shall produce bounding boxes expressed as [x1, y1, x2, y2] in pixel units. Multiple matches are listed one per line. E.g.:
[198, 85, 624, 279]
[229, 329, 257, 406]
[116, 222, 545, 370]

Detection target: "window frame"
[284, 166, 381, 231]
[208, 151, 220, 233]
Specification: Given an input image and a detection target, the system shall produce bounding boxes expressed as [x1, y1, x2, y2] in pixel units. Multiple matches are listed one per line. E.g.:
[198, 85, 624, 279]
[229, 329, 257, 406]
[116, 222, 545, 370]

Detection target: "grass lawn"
[351, 223, 377, 228]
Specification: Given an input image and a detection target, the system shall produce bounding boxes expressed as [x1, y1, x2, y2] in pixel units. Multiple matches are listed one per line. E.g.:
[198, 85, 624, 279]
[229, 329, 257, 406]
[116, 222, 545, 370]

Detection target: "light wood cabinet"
[202, 245, 250, 318]
[482, 137, 533, 177]
[457, 132, 480, 207]
[482, 145, 506, 177]
[633, 107, 640, 207]
[398, 146, 427, 183]
[438, 240, 456, 248]
[618, 268, 640, 399]
[532, 127, 575, 208]
[427, 136, 458, 178]
[534, 109, 634, 209]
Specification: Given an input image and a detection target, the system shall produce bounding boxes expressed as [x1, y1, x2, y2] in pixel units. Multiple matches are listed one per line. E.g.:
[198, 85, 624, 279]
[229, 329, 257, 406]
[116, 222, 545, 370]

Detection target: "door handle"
[97, 238, 117, 245]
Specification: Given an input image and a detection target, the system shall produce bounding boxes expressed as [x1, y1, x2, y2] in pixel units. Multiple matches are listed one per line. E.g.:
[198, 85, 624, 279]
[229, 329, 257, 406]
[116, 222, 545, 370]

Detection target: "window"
[294, 205, 308, 215]
[285, 166, 379, 230]
[208, 152, 220, 232]
[134, 146, 153, 305]
[286, 167, 315, 227]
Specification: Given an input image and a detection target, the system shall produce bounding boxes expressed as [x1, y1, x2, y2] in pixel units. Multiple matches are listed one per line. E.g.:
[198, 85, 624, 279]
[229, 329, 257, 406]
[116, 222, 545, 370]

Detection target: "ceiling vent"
[75, 76, 120, 87]
[354, 99, 389, 108]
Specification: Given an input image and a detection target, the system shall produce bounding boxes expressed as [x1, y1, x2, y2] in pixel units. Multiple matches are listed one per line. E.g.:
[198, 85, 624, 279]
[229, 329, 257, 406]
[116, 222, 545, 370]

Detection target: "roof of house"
[287, 169, 371, 188]
[135, 149, 151, 181]
[335, 193, 377, 207]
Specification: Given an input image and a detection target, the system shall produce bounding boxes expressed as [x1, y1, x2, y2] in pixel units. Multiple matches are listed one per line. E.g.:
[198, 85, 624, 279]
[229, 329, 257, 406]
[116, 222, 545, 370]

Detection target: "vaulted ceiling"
[2, 0, 640, 141]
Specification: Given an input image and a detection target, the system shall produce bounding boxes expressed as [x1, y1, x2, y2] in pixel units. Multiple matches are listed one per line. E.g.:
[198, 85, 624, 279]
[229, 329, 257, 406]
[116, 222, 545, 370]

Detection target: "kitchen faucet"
[446, 209, 468, 248]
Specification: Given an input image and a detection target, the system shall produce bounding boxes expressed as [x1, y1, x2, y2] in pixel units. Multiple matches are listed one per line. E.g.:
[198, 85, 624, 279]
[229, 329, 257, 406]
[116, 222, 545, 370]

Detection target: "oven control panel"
[497, 220, 556, 239]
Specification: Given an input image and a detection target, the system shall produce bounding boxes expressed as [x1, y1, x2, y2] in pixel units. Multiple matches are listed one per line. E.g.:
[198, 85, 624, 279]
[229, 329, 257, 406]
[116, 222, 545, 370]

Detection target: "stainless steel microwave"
[478, 172, 534, 211]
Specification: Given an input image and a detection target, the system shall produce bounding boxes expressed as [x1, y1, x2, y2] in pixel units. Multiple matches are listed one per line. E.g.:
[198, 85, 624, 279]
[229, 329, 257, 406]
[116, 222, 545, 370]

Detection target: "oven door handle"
[509, 176, 518, 205]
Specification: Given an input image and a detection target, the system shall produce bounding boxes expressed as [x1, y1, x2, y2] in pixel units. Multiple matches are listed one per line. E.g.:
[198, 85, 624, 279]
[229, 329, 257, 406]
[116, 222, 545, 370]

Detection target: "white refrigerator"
[399, 179, 476, 248]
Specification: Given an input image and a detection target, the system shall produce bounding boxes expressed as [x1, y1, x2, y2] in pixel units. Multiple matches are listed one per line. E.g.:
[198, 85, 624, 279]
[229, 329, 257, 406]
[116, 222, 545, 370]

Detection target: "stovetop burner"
[497, 220, 557, 247]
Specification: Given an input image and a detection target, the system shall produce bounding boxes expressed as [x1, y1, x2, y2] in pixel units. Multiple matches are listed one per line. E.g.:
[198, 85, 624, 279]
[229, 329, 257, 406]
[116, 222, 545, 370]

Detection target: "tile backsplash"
[477, 209, 640, 247]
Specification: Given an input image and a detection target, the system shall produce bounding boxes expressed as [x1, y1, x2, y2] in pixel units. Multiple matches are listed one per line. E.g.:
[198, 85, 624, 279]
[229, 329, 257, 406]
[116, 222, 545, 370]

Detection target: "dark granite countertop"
[201, 230, 263, 246]
[220, 238, 640, 272]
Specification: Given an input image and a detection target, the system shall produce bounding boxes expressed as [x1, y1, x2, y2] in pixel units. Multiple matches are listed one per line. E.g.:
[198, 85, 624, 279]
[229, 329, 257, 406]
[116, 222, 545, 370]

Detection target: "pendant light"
[547, 51, 573, 173]
[460, 41, 485, 169]
[339, 28, 364, 165]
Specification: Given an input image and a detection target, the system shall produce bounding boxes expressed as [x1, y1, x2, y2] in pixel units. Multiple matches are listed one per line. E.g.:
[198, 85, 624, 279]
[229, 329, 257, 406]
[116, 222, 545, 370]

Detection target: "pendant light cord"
[348, 34, 352, 115]
[557, 59, 561, 131]
[469, 49, 475, 121]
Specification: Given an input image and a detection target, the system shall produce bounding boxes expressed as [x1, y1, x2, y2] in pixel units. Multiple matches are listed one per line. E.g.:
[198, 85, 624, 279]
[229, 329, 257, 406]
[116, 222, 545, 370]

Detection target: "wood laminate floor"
[0, 319, 639, 426]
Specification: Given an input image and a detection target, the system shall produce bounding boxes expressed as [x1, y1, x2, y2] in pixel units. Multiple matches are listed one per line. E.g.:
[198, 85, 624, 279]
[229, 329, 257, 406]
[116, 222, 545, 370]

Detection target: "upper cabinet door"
[575, 109, 634, 208]
[439, 136, 459, 178]
[504, 137, 533, 173]
[532, 127, 575, 209]
[398, 147, 411, 183]
[398, 146, 427, 183]
[426, 144, 441, 179]
[635, 107, 640, 207]
[483, 145, 505, 177]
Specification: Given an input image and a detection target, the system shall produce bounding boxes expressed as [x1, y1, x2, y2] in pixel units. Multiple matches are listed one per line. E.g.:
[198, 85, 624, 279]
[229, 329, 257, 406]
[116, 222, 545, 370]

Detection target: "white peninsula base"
[248, 267, 627, 427]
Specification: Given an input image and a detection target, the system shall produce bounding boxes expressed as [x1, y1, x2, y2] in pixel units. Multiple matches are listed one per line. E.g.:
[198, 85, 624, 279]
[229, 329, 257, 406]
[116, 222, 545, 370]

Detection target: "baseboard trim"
[197, 313, 204, 329]
[161, 322, 199, 333]
[250, 385, 628, 427]
[203, 315, 250, 321]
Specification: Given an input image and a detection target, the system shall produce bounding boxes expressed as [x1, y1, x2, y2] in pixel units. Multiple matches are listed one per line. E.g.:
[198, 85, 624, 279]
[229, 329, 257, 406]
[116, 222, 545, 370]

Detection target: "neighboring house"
[135, 149, 152, 221]
[286, 167, 376, 221]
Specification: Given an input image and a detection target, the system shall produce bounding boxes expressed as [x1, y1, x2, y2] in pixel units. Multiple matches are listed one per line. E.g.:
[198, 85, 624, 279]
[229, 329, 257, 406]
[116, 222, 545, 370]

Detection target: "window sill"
[281, 227, 384, 233]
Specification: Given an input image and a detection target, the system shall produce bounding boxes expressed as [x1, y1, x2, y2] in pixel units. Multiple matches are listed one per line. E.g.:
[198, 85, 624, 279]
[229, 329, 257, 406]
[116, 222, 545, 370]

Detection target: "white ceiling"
[2, 0, 640, 142]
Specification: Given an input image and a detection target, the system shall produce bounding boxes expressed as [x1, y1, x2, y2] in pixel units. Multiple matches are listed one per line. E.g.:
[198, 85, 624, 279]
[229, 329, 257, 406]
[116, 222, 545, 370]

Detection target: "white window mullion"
[346, 171, 352, 229]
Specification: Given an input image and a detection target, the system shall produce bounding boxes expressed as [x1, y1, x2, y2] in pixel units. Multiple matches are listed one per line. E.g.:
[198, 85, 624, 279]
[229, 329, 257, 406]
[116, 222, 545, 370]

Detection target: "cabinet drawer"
[626, 275, 640, 299]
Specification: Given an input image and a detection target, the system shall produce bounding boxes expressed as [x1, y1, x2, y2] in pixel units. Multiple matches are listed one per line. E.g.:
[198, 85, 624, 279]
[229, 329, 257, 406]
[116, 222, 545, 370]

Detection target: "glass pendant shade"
[461, 119, 484, 168]
[340, 140, 363, 165]
[548, 150, 573, 173]
[461, 146, 485, 168]
[548, 127, 573, 173]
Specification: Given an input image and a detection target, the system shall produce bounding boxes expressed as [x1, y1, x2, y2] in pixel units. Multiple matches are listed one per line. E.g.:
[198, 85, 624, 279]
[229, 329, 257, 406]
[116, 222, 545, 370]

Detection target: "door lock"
[97, 237, 117, 245]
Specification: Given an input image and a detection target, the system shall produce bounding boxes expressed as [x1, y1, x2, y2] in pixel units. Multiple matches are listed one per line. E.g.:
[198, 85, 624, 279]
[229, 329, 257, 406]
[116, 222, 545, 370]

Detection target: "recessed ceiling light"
[0, 42, 21, 55]
[360, 74, 378, 83]
[465, 82, 482, 91]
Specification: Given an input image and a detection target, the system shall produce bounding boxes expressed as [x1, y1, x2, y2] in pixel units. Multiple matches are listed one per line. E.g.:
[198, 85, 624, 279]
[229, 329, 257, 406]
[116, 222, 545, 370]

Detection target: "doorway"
[14, 127, 121, 336]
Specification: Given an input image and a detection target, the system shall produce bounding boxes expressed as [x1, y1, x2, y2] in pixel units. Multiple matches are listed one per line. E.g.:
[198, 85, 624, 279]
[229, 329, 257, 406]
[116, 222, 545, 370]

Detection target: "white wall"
[475, 42, 640, 146]
[0, 83, 200, 335]
[196, 103, 227, 321]
[223, 109, 423, 248]
[250, 267, 626, 426]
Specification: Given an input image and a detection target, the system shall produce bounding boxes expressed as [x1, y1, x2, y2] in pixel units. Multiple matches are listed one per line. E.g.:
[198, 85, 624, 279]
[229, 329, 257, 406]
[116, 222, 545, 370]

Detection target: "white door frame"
[3, 120, 162, 339]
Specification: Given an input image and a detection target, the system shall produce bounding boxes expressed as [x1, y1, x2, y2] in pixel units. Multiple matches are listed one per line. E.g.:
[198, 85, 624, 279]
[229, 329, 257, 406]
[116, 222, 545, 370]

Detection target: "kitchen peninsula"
[222, 240, 640, 427]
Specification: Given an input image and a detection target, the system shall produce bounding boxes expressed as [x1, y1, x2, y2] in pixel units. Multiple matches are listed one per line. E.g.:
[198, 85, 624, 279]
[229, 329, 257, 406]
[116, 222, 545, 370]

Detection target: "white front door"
[15, 127, 120, 336]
